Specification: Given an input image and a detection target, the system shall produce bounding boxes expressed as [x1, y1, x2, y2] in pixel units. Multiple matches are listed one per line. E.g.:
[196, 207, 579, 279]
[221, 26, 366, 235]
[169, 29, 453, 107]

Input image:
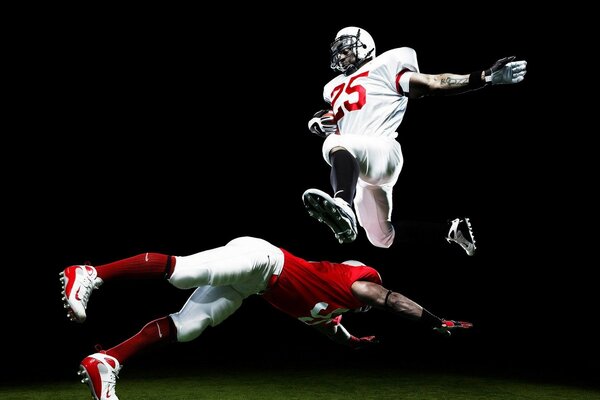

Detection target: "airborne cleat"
[446, 218, 477, 256]
[59, 265, 103, 323]
[78, 351, 121, 400]
[303, 188, 358, 244]
[433, 319, 474, 336]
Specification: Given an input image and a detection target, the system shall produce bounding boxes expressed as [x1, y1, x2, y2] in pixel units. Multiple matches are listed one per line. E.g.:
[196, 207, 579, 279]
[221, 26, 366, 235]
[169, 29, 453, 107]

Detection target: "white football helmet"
[330, 26, 376, 75]
[342, 260, 366, 267]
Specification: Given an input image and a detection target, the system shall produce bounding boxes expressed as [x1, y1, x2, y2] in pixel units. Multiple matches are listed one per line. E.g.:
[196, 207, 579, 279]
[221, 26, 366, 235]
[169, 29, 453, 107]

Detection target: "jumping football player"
[303, 26, 527, 253]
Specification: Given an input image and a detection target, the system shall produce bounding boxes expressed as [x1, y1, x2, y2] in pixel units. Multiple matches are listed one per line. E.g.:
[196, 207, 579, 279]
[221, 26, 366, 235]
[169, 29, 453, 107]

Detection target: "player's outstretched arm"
[351, 281, 473, 335]
[407, 56, 527, 98]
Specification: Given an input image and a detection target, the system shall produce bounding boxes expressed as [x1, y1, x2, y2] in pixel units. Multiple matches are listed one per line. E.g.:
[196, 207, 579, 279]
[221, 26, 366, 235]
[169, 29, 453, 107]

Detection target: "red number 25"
[330, 71, 369, 122]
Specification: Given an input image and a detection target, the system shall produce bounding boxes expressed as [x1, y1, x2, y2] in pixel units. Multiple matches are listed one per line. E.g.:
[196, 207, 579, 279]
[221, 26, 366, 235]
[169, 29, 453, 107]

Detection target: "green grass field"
[1, 367, 598, 400]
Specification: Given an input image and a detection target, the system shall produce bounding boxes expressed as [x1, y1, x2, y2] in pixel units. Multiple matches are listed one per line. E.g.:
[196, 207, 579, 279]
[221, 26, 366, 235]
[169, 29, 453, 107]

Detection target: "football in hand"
[321, 110, 335, 124]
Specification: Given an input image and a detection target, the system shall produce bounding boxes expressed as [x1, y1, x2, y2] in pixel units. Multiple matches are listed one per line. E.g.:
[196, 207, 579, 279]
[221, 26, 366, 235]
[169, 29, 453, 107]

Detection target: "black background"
[5, 6, 594, 390]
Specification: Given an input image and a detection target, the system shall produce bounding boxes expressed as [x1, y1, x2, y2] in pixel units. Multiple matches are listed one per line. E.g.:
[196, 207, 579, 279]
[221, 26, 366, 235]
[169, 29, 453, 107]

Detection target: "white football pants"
[322, 134, 403, 248]
[168, 236, 284, 342]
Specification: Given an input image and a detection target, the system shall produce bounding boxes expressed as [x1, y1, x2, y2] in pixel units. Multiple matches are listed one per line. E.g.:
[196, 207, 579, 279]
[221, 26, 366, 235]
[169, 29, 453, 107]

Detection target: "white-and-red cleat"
[78, 352, 122, 400]
[59, 265, 103, 323]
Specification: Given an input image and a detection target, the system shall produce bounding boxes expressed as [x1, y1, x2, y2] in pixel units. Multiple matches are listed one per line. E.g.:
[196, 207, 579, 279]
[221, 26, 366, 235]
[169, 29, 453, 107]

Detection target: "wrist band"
[467, 71, 485, 89]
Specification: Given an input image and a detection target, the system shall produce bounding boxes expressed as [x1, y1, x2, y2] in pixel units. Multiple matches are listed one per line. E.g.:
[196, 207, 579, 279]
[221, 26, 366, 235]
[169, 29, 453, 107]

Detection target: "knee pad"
[170, 286, 243, 342]
[364, 223, 395, 248]
[170, 311, 211, 342]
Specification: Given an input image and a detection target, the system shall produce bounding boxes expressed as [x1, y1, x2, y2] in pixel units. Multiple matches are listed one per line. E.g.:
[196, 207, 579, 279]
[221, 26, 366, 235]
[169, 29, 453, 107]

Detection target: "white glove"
[485, 56, 527, 85]
[308, 109, 337, 138]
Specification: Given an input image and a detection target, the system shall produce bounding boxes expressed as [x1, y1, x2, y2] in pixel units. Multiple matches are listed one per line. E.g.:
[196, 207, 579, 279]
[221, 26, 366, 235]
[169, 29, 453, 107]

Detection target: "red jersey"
[261, 249, 382, 325]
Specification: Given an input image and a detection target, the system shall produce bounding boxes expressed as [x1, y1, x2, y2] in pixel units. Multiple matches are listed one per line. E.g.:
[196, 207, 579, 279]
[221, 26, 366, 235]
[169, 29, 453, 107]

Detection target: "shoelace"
[448, 225, 472, 247]
[454, 231, 469, 245]
[79, 276, 94, 308]
[99, 355, 121, 395]
[107, 365, 121, 383]
[104, 364, 120, 398]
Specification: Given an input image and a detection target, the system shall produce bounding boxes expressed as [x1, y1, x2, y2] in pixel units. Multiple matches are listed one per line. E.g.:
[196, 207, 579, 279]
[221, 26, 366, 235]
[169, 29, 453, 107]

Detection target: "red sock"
[95, 253, 176, 281]
[106, 316, 176, 363]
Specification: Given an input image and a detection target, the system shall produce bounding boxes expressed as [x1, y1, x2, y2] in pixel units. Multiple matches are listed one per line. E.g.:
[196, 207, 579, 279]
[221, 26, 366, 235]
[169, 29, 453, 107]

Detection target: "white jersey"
[323, 47, 419, 139]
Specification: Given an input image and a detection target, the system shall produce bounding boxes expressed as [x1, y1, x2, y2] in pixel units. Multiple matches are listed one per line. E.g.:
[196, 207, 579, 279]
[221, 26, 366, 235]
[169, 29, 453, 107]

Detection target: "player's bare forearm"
[440, 73, 470, 89]
[351, 280, 422, 319]
[409, 72, 483, 98]
[384, 291, 423, 320]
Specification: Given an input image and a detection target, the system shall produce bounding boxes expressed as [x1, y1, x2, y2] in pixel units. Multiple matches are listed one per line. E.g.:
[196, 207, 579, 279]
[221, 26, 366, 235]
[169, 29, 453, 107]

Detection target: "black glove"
[485, 56, 515, 77]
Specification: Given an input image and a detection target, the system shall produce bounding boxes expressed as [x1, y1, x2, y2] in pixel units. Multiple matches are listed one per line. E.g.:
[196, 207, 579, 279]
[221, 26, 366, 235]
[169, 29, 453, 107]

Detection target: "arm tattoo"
[441, 76, 468, 87]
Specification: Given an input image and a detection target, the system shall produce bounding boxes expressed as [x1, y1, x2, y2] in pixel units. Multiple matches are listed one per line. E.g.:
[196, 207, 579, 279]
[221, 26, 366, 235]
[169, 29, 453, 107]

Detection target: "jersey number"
[330, 71, 369, 122]
[298, 302, 349, 325]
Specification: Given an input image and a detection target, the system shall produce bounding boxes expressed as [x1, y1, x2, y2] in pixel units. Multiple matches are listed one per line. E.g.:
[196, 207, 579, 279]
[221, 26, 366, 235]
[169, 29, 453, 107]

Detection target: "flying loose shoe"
[446, 218, 477, 256]
[78, 351, 121, 400]
[433, 319, 474, 336]
[59, 265, 103, 323]
[303, 188, 358, 244]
